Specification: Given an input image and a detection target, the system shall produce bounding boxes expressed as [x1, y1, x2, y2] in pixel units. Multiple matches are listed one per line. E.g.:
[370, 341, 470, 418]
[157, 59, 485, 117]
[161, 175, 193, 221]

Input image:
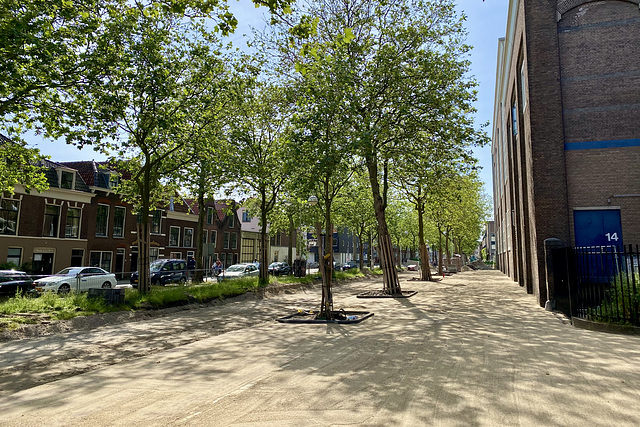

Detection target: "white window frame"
[95, 204, 110, 237]
[89, 250, 112, 272]
[169, 226, 180, 247]
[228, 213, 235, 229]
[184, 227, 194, 248]
[203, 230, 208, 244]
[231, 232, 237, 250]
[224, 232, 230, 249]
[43, 204, 61, 238]
[65, 207, 82, 238]
[113, 206, 126, 238]
[0, 197, 20, 236]
[211, 230, 217, 246]
[56, 168, 76, 190]
[170, 251, 182, 259]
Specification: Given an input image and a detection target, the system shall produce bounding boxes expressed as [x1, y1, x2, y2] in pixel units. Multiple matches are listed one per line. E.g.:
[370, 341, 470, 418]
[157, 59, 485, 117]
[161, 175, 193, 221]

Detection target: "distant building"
[492, 0, 640, 306]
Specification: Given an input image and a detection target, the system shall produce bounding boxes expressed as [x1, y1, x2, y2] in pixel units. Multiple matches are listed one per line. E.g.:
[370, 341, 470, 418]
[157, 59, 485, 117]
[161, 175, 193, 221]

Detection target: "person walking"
[214, 259, 223, 282]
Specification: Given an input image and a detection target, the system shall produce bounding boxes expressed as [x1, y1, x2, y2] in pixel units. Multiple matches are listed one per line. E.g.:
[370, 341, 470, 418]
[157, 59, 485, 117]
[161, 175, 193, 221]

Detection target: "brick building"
[1, 156, 240, 278]
[492, 0, 640, 306]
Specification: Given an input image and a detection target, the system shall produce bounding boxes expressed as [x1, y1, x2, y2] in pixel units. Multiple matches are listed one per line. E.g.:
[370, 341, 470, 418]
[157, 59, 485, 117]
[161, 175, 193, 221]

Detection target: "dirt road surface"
[1, 270, 640, 426]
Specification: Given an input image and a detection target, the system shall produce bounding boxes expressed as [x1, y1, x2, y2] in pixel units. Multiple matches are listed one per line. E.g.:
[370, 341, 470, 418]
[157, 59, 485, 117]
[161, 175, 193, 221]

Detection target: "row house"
[1, 154, 241, 278]
[186, 199, 241, 271]
[236, 206, 297, 264]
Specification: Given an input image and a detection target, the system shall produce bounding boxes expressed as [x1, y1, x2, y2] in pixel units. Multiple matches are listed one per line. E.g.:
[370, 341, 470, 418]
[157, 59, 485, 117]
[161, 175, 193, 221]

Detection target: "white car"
[220, 263, 260, 280]
[34, 267, 117, 294]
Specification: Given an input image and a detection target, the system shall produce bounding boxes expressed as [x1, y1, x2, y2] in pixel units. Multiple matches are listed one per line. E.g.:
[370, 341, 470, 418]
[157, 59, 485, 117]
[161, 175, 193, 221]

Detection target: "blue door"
[574, 209, 623, 282]
[574, 209, 623, 249]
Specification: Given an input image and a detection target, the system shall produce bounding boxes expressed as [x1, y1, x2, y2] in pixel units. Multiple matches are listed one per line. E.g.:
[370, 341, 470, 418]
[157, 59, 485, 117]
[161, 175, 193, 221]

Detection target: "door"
[32, 253, 54, 276]
[574, 209, 623, 249]
[115, 249, 125, 280]
[574, 209, 623, 281]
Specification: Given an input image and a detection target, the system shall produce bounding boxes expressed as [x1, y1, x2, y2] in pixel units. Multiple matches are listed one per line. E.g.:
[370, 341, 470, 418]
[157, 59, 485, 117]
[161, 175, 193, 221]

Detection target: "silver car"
[220, 263, 260, 281]
[34, 267, 117, 294]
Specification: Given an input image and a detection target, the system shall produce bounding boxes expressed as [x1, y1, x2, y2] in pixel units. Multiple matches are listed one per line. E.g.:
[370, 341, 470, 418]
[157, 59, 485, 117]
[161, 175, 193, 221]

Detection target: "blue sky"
[30, 0, 509, 201]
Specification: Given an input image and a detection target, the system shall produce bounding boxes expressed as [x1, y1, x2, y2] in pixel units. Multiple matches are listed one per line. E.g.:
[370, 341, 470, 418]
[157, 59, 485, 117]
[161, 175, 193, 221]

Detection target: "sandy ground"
[1, 270, 640, 426]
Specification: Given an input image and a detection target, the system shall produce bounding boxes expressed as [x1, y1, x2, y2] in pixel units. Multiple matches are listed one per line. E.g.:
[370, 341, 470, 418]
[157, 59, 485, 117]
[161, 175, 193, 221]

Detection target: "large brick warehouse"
[492, 0, 640, 306]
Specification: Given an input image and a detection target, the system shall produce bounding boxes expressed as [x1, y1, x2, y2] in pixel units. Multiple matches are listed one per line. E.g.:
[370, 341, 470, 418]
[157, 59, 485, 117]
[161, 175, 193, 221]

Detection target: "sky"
[28, 0, 509, 202]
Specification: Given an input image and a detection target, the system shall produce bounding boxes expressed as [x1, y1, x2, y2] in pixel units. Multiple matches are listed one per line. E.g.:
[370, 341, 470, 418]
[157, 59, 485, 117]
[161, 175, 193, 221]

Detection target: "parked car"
[307, 261, 319, 269]
[407, 264, 418, 271]
[221, 263, 260, 280]
[0, 270, 35, 296]
[130, 259, 187, 287]
[342, 261, 358, 271]
[268, 262, 291, 276]
[34, 267, 116, 294]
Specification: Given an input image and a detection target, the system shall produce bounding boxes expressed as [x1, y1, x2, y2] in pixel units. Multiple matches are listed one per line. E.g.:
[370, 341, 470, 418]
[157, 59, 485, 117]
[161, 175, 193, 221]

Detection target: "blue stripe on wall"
[565, 139, 640, 151]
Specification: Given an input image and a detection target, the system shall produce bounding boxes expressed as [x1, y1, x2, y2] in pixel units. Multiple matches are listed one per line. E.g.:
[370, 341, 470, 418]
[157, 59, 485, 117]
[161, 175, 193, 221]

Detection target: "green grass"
[0, 269, 378, 331]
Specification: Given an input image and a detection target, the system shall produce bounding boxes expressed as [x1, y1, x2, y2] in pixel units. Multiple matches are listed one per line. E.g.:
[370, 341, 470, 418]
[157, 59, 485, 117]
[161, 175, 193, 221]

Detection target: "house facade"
[2, 156, 241, 278]
[492, 0, 640, 306]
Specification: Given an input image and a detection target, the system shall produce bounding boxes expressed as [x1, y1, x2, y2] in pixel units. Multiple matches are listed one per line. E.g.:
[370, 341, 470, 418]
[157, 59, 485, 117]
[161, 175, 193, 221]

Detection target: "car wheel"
[58, 284, 71, 295]
[179, 277, 186, 285]
[102, 282, 111, 289]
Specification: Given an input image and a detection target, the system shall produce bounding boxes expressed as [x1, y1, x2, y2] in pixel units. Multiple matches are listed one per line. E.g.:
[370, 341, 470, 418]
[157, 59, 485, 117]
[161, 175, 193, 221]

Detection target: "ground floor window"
[170, 252, 182, 259]
[149, 248, 159, 263]
[90, 251, 112, 272]
[70, 249, 84, 267]
[7, 247, 21, 267]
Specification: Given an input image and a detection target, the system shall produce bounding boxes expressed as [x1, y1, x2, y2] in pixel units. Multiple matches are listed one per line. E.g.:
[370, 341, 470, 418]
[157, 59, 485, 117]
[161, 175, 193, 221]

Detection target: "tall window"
[242, 210, 251, 222]
[113, 206, 125, 238]
[226, 253, 233, 267]
[511, 102, 518, 136]
[203, 230, 208, 244]
[149, 247, 159, 262]
[230, 233, 237, 250]
[90, 251, 112, 271]
[169, 226, 180, 246]
[228, 213, 235, 229]
[0, 199, 19, 236]
[7, 248, 21, 267]
[60, 171, 74, 189]
[224, 232, 230, 249]
[65, 207, 81, 238]
[184, 228, 193, 247]
[520, 61, 527, 110]
[43, 205, 60, 237]
[207, 207, 215, 225]
[211, 230, 217, 246]
[151, 210, 162, 234]
[96, 204, 109, 237]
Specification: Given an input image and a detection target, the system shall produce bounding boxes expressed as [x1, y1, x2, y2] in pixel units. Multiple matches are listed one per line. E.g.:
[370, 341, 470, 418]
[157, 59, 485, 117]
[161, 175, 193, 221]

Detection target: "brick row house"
[1, 156, 240, 278]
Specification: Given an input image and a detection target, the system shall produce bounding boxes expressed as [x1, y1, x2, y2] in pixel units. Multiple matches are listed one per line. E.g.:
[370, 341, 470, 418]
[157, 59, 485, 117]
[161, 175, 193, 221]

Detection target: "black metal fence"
[559, 245, 640, 326]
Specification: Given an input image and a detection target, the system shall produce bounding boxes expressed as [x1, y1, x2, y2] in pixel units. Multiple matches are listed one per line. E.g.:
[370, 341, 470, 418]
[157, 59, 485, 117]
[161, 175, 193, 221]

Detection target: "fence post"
[544, 238, 565, 311]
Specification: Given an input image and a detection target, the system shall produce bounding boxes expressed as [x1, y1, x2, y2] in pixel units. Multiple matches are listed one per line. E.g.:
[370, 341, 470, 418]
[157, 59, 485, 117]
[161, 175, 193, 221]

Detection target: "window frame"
[151, 210, 162, 234]
[184, 227, 194, 248]
[224, 232, 230, 249]
[43, 204, 61, 237]
[228, 213, 235, 229]
[89, 251, 112, 272]
[65, 207, 81, 238]
[230, 232, 237, 250]
[113, 206, 126, 238]
[0, 198, 20, 236]
[169, 226, 180, 247]
[95, 204, 109, 237]
[7, 247, 22, 267]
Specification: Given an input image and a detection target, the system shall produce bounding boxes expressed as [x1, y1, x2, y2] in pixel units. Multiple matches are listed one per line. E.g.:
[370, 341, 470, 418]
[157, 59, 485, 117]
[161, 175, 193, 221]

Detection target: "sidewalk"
[2, 270, 640, 426]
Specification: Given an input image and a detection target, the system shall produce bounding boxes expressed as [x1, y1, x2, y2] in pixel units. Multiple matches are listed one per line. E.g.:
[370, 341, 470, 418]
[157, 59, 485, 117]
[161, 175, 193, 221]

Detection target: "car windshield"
[268, 263, 279, 268]
[226, 265, 246, 272]
[55, 268, 83, 275]
[150, 260, 165, 272]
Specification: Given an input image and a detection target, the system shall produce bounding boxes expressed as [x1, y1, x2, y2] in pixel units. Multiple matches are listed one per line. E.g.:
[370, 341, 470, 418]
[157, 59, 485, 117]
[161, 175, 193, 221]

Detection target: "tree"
[57, 4, 234, 292]
[1, 0, 294, 202]
[226, 81, 291, 285]
[280, 0, 482, 295]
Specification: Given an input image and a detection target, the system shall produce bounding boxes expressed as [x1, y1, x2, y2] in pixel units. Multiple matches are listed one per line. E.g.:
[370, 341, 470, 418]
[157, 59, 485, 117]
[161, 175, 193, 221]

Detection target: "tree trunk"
[320, 196, 334, 319]
[287, 215, 294, 268]
[357, 233, 364, 270]
[437, 227, 444, 276]
[417, 203, 432, 281]
[194, 190, 206, 283]
[366, 156, 401, 294]
[136, 218, 151, 293]
[259, 196, 269, 285]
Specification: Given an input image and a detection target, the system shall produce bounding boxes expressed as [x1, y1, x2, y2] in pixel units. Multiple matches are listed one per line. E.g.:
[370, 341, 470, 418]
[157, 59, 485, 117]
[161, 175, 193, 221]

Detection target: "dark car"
[0, 270, 35, 296]
[342, 261, 358, 271]
[130, 259, 188, 287]
[267, 262, 291, 276]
